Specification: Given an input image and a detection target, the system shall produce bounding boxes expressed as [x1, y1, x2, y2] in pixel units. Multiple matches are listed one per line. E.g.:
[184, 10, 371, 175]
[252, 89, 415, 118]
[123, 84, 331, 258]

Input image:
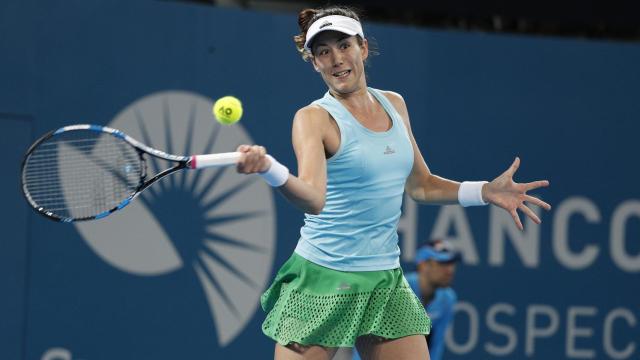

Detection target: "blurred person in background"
[353, 239, 459, 360]
[406, 240, 460, 360]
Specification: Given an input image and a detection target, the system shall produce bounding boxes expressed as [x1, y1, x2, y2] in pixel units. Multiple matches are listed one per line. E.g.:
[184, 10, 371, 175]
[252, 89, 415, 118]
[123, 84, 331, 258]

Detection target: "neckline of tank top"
[326, 88, 398, 138]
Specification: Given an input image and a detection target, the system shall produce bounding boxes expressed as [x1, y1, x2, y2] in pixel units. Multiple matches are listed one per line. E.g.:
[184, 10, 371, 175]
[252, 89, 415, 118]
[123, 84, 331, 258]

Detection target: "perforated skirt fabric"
[261, 253, 431, 347]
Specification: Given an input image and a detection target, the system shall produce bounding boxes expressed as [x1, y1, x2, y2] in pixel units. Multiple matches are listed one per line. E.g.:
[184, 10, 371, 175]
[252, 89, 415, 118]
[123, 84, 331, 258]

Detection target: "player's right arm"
[277, 105, 328, 214]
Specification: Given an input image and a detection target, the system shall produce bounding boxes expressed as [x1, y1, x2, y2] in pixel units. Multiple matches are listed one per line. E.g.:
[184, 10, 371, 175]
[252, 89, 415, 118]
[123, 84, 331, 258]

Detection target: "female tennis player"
[236, 5, 551, 360]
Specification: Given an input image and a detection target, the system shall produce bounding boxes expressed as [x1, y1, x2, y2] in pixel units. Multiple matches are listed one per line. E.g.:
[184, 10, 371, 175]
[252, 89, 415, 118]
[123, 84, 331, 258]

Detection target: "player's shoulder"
[378, 89, 409, 120]
[294, 104, 330, 121]
[379, 89, 405, 102]
[379, 90, 407, 108]
[292, 104, 332, 134]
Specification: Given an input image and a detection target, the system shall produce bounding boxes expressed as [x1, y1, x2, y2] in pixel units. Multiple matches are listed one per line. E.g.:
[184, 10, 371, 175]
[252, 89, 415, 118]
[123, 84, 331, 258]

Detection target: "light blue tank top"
[294, 87, 414, 271]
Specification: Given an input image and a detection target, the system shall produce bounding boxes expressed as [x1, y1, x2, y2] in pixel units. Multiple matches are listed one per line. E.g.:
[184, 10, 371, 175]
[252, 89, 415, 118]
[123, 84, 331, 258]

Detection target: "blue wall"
[1, 0, 639, 359]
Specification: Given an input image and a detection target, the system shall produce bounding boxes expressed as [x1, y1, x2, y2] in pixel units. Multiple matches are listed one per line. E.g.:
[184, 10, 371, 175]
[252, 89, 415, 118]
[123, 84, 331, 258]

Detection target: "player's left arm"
[384, 90, 551, 230]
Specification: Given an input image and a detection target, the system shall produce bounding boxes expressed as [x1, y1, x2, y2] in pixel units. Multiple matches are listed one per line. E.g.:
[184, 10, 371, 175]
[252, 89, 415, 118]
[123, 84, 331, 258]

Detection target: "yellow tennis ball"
[213, 96, 243, 125]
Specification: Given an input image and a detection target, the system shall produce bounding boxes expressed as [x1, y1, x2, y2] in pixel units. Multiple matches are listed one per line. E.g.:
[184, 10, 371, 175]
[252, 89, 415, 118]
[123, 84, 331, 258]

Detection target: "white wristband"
[259, 155, 289, 187]
[458, 181, 489, 207]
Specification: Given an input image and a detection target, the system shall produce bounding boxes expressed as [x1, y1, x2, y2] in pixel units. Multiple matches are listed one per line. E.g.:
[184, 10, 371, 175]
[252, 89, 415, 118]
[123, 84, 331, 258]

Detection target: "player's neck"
[329, 77, 369, 102]
[330, 85, 375, 113]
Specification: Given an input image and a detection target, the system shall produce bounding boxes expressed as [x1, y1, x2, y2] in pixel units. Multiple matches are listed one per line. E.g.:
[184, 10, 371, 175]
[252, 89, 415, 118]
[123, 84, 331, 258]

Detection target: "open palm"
[483, 157, 551, 230]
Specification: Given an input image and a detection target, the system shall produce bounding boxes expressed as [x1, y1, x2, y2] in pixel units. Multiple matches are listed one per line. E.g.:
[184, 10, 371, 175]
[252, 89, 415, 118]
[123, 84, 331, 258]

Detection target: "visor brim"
[304, 27, 361, 52]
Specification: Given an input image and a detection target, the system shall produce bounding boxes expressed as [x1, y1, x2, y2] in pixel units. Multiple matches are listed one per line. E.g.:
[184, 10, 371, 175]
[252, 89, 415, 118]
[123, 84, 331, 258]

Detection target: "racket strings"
[22, 147, 134, 165]
[23, 130, 144, 219]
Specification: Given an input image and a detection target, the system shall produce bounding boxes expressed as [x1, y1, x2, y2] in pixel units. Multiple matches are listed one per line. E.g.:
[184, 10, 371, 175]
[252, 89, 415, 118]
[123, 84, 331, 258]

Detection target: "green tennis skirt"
[260, 253, 431, 347]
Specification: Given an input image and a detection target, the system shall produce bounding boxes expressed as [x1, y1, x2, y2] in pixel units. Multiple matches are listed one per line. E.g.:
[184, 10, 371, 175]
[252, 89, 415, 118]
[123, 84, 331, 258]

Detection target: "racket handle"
[190, 152, 241, 169]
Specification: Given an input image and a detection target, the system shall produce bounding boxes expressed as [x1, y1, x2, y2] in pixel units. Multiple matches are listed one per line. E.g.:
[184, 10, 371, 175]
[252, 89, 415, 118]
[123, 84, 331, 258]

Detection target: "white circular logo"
[73, 91, 276, 346]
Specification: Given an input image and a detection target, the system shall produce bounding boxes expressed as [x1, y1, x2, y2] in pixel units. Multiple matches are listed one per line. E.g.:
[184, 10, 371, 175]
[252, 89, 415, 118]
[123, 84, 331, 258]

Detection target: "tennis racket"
[21, 124, 241, 222]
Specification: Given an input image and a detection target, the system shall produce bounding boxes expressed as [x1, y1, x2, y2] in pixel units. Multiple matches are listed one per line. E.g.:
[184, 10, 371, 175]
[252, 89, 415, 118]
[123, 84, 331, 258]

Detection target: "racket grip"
[190, 152, 241, 169]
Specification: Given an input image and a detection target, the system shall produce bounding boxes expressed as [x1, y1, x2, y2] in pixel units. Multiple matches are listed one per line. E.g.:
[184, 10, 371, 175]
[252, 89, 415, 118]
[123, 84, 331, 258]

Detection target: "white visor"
[304, 15, 364, 52]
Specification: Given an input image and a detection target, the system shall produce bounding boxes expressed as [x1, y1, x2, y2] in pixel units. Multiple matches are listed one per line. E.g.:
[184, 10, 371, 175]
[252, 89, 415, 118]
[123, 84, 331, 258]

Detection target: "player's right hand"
[236, 144, 271, 174]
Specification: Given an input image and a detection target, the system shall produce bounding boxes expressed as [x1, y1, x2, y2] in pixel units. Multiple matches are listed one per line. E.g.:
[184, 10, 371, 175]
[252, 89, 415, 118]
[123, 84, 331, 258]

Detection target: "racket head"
[21, 125, 146, 222]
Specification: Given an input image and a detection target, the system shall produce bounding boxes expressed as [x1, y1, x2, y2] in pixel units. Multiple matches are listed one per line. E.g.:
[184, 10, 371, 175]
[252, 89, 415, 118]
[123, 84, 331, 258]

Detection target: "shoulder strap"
[311, 91, 349, 128]
[368, 87, 410, 135]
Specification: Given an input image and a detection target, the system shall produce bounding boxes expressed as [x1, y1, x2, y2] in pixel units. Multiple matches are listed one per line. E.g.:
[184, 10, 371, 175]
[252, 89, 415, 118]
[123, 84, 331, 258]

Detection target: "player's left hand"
[482, 157, 551, 230]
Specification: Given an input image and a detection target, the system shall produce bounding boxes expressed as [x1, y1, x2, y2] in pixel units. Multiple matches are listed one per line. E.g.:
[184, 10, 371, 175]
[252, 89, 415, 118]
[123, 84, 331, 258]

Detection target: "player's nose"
[332, 51, 344, 66]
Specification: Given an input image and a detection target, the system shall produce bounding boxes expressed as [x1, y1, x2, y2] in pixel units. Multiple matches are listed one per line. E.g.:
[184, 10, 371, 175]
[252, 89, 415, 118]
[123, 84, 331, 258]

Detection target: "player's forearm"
[277, 175, 326, 215]
[406, 174, 460, 205]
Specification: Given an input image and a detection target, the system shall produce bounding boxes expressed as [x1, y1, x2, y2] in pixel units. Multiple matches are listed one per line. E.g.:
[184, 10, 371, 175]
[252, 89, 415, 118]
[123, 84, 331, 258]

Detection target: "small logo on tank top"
[384, 145, 395, 155]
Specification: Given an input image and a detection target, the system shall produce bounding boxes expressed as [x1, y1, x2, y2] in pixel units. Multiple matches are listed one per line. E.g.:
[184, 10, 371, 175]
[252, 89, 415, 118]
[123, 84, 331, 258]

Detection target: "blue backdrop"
[1, 0, 639, 359]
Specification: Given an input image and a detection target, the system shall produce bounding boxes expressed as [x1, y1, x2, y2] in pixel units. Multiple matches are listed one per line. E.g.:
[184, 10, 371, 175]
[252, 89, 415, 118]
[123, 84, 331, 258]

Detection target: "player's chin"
[331, 82, 358, 95]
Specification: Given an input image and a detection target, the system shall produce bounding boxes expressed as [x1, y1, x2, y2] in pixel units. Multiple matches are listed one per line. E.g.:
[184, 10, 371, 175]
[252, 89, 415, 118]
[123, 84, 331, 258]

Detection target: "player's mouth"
[333, 70, 351, 78]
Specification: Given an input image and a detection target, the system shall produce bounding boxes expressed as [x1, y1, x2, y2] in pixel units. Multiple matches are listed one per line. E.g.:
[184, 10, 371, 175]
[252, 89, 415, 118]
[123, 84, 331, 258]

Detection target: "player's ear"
[361, 38, 369, 61]
[311, 57, 320, 72]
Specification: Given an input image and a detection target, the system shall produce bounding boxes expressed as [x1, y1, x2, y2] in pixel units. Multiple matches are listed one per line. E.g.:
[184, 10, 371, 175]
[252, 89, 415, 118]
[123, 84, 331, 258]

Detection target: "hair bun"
[297, 8, 318, 32]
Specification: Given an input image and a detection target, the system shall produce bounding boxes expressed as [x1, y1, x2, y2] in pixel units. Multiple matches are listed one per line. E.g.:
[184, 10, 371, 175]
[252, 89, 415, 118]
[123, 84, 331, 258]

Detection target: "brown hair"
[293, 6, 365, 62]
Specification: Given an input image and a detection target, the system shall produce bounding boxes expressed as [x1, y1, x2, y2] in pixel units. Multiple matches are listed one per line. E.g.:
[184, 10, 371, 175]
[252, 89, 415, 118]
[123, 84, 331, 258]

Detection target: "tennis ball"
[213, 96, 243, 125]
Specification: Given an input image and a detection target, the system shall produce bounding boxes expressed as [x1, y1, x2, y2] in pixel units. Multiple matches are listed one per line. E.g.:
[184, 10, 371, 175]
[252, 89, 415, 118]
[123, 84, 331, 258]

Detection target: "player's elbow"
[405, 183, 426, 203]
[306, 199, 325, 215]
[302, 181, 325, 214]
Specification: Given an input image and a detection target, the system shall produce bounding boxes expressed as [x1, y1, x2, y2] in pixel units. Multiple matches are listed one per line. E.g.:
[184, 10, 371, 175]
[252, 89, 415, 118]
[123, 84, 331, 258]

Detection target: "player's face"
[311, 31, 368, 95]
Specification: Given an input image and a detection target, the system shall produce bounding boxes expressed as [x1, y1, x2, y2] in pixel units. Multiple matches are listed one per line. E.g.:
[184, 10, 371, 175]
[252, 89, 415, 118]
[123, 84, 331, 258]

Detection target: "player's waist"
[294, 238, 401, 272]
[314, 195, 403, 221]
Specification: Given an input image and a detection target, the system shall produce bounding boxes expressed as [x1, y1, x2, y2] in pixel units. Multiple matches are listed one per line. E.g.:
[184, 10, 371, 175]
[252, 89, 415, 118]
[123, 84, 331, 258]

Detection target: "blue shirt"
[406, 272, 457, 360]
[295, 88, 414, 271]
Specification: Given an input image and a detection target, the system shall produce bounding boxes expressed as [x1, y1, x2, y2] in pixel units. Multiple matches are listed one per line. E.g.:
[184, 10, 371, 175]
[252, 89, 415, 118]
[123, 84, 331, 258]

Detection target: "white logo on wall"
[73, 91, 276, 346]
[41, 348, 72, 360]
